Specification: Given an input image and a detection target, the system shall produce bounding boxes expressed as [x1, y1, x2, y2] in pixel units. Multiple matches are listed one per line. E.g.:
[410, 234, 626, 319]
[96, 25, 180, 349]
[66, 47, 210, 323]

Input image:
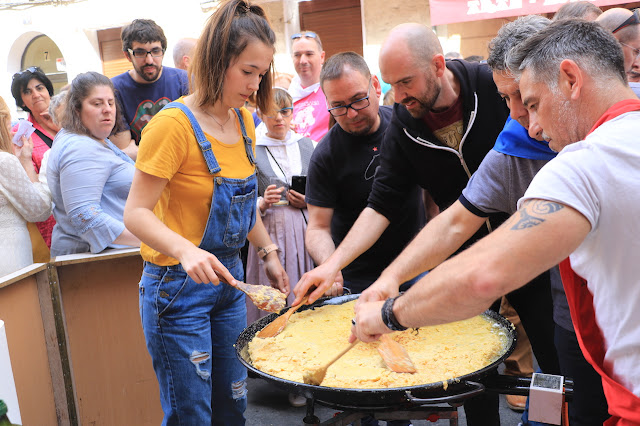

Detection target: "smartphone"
[291, 175, 307, 195]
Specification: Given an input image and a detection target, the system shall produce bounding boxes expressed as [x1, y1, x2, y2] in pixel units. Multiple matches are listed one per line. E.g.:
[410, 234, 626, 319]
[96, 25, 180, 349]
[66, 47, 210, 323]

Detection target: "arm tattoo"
[511, 200, 565, 230]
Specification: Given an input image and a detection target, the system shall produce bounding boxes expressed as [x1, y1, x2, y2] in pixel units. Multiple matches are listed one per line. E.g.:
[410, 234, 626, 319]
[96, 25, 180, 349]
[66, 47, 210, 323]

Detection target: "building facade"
[1, 0, 638, 119]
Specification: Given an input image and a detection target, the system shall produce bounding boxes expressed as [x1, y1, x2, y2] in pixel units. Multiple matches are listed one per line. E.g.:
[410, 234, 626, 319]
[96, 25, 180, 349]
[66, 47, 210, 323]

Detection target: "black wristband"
[381, 295, 407, 331]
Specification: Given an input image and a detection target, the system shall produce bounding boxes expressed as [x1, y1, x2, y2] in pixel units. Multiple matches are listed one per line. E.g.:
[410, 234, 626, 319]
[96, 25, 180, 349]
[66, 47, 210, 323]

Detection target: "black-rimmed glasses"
[12, 66, 40, 79]
[127, 47, 165, 58]
[291, 31, 318, 40]
[327, 82, 371, 117]
[265, 107, 293, 118]
[613, 9, 640, 34]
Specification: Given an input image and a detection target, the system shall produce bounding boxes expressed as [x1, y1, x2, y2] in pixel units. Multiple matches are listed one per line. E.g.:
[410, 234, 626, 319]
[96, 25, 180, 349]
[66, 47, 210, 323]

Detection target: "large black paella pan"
[236, 294, 520, 409]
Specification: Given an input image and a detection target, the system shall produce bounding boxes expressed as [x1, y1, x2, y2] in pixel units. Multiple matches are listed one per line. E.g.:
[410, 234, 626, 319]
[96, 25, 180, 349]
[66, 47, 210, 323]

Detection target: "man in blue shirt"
[112, 19, 189, 143]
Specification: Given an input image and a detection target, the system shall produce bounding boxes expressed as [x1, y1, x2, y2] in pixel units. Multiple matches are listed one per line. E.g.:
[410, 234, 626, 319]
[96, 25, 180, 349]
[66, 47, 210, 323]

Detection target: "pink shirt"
[292, 87, 330, 142]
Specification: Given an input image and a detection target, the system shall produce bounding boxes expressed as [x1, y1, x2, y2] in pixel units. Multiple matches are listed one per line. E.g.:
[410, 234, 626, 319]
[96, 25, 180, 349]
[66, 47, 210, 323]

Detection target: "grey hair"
[48, 91, 68, 127]
[487, 15, 551, 72]
[506, 20, 626, 91]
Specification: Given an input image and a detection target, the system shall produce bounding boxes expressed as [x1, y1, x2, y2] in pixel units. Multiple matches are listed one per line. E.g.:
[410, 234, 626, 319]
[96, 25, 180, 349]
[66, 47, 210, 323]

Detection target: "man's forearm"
[326, 207, 390, 270]
[305, 228, 336, 265]
[380, 201, 485, 285]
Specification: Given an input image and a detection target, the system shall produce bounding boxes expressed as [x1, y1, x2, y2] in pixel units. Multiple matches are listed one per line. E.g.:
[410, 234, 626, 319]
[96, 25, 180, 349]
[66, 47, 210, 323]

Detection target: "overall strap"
[162, 101, 222, 174]
[234, 108, 256, 165]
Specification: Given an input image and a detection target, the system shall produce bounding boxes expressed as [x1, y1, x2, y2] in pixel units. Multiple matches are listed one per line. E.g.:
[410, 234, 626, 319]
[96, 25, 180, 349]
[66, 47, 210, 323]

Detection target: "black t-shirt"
[306, 106, 424, 292]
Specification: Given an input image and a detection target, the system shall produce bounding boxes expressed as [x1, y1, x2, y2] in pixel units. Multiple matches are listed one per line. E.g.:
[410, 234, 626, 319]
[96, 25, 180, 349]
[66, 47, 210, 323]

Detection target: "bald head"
[597, 8, 640, 81]
[173, 37, 197, 70]
[597, 8, 638, 43]
[380, 23, 443, 70]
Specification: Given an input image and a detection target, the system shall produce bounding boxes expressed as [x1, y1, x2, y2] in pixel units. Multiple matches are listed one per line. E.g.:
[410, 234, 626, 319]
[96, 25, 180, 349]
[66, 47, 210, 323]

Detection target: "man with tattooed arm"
[352, 20, 640, 424]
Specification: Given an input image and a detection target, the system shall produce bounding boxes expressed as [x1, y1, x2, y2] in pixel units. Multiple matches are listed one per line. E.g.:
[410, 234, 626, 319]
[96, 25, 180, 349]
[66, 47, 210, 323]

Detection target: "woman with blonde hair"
[0, 96, 52, 276]
[124, 0, 288, 423]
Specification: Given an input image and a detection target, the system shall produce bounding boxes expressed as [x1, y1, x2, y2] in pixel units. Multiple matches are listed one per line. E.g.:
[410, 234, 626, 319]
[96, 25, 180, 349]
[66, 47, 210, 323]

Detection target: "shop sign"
[429, 0, 638, 25]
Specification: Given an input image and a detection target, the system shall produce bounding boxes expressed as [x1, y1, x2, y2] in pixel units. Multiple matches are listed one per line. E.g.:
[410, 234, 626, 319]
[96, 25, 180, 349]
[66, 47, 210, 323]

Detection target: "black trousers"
[555, 324, 610, 426]
[462, 269, 560, 426]
[505, 270, 561, 375]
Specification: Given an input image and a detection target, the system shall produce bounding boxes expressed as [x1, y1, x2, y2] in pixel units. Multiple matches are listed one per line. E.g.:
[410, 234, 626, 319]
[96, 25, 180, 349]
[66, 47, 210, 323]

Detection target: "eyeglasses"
[127, 47, 165, 58]
[265, 107, 293, 118]
[613, 9, 640, 34]
[620, 42, 640, 61]
[291, 31, 318, 40]
[327, 82, 372, 117]
[12, 66, 40, 80]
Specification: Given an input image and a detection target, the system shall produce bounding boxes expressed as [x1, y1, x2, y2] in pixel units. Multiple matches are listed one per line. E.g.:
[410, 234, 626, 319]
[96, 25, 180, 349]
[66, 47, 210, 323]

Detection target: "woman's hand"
[12, 135, 38, 182]
[262, 251, 290, 295]
[12, 135, 33, 161]
[40, 110, 60, 133]
[178, 244, 235, 286]
[260, 184, 283, 213]
[288, 189, 306, 209]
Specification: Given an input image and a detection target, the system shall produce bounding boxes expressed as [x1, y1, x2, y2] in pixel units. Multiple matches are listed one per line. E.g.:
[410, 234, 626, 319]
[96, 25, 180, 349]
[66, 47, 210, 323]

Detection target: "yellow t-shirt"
[136, 99, 256, 266]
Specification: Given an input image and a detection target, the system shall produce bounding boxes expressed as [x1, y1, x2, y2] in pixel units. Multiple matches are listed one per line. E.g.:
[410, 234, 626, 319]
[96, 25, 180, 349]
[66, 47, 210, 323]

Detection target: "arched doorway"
[21, 34, 68, 93]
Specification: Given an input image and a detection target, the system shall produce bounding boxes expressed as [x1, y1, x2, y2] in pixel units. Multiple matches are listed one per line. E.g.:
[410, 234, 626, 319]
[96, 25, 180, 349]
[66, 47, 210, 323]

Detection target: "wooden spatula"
[303, 340, 359, 386]
[258, 296, 308, 338]
[378, 334, 417, 373]
[215, 271, 286, 313]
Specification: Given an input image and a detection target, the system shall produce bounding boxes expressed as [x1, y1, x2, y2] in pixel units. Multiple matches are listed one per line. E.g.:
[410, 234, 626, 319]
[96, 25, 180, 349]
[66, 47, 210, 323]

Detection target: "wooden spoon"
[215, 271, 286, 313]
[377, 334, 417, 373]
[303, 341, 359, 386]
[257, 296, 308, 338]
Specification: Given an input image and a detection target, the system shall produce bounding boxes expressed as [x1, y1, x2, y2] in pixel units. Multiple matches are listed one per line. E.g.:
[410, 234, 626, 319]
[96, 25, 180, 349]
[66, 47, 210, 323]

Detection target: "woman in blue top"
[47, 72, 140, 256]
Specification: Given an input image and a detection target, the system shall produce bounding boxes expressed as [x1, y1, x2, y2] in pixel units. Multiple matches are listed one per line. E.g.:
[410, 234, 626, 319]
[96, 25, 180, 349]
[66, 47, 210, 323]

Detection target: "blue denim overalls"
[139, 102, 257, 426]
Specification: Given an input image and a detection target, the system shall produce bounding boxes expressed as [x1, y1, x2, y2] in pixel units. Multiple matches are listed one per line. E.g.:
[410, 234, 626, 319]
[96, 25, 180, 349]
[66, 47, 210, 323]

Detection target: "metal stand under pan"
[301, 387, 479, 426]
[302, 396, 461, 426]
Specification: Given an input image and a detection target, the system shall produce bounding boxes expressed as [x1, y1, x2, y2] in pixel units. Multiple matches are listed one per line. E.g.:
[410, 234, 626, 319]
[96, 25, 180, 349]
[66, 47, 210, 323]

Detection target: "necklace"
[203, 107, 232, 132]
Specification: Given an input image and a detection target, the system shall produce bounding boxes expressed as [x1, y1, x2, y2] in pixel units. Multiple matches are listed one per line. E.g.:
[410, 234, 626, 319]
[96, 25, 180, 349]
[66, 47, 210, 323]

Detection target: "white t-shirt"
[519, 111, 640, 396]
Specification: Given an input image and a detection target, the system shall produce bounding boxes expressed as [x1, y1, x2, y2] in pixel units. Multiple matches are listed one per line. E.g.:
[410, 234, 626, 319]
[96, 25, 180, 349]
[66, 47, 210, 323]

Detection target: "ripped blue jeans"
[140, 257, 247, 425]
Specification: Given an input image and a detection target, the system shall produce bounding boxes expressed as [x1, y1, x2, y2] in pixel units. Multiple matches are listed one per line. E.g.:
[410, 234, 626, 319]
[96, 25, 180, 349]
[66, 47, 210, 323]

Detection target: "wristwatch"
[381, 295, 408, 331]
[257, 244, 278, 259]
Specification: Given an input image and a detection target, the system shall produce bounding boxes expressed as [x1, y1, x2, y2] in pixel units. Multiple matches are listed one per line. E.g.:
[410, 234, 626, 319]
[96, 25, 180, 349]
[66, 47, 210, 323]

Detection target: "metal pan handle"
[405, 381, 485, 405]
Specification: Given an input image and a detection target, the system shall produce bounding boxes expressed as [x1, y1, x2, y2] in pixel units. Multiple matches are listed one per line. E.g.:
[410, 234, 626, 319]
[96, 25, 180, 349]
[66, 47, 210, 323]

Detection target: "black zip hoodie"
[367, 59, 509, 221]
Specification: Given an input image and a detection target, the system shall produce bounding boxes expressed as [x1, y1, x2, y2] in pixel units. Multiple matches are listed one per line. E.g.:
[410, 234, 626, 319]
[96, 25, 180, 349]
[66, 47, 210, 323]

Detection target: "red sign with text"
[429, 0, 637, 26]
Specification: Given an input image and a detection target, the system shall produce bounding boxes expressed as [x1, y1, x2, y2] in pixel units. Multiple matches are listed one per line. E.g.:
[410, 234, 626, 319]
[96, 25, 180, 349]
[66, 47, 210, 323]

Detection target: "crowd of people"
[2, 0, 640, 424]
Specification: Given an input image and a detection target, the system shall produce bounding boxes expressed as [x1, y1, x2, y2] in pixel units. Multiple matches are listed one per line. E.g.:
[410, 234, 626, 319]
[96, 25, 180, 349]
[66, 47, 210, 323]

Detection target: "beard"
[134, 63, 161, 82]
[344, 115, 376, 136]
[547, 98, 580, 152]
[400, 81, 442, 119]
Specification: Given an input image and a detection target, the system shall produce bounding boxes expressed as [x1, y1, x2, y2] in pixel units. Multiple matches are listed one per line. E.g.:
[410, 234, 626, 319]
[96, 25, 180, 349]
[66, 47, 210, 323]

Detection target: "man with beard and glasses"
[352, 19, 640, 425]
[295, 23, 509, 426]
[304, 52, 423, 302]
[112, 19, 189, 143]
[597, 8, 640, 96]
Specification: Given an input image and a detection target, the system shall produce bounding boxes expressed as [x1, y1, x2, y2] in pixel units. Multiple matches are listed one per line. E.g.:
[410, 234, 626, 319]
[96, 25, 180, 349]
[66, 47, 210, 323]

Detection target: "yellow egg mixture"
[247, 300, 509, 388]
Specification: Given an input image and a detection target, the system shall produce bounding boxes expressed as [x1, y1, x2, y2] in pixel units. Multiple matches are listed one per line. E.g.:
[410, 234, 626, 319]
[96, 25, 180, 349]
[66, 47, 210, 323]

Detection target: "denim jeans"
[140, 258, 248, 426]
[140, 102, 256, 425]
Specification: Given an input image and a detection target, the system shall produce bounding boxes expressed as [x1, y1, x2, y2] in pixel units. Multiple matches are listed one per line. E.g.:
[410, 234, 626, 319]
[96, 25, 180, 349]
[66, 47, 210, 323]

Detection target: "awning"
[429, 0, 637, 26]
